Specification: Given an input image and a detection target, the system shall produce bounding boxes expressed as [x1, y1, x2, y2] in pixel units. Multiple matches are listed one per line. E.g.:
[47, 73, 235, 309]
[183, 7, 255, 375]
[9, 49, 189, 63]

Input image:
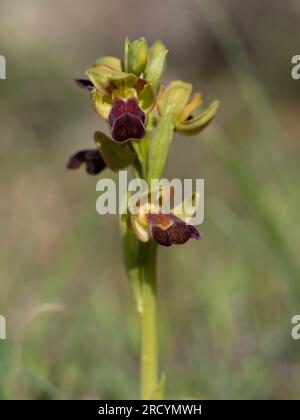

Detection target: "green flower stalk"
[67, 37, 219, 399]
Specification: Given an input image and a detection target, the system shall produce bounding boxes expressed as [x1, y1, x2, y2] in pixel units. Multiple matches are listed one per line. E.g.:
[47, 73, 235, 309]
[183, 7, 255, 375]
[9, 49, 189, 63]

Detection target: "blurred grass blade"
[198, 0, 298, 182]
[203, 124, 300, 300]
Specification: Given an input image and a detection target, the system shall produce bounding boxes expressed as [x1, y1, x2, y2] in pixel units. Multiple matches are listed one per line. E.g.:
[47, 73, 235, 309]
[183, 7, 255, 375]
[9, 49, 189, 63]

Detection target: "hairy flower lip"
[148, 213, 203, 247]
[66, 149, 106, 175]
[109, 97, 146, 143]
[111, 114, 145, 143]
[109, 97, 145, 125]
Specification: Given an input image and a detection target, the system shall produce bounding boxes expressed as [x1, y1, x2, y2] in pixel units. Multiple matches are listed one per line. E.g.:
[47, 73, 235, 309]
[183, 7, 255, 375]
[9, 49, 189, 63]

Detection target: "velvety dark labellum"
[67, 149, 106, 175]
[74, 78, 94, 90]
[148, 213, 202, 246]
[109, 97, 146, 142]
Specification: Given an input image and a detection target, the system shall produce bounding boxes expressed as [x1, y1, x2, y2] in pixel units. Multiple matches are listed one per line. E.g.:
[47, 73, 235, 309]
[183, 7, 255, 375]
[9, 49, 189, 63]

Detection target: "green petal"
[158, 80, 192, 122]
[144, 40, 168, 87]
[138, 83, 155, 112]
[109, 71, 138, 89]
[94, 131, 136, 171]
[177, 92, 202, 123]
[92, 89, 112, 119]
[175, 100, 219, 135]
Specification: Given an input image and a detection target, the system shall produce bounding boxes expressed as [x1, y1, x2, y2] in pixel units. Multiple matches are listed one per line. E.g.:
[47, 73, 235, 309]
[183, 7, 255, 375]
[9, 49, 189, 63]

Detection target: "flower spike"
[68, 37, 220, 400]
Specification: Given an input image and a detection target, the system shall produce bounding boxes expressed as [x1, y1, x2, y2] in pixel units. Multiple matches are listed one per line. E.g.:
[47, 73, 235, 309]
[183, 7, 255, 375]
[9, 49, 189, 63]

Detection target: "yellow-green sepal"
[94, 56, 122, 72]
[157, 80, 192, 122]
[92, 89, 112, 119]
[86, 65, 115, 93]
[86, 57, 123, 92]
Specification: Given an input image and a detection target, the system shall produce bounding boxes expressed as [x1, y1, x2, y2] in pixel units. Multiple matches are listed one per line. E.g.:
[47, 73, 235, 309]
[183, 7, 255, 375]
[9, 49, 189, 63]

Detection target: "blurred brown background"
[1, 0, 300, 399]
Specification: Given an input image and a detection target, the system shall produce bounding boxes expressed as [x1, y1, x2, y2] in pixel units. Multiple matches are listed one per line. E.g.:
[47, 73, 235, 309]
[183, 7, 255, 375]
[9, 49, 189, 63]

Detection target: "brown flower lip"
[109, 97, 146, 143]
[148, 213, 203, 247]
[66, 149, 106, 175]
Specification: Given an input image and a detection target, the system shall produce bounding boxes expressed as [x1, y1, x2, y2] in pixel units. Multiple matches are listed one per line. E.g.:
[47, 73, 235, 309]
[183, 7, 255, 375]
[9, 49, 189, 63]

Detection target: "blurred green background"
[1, 0, 300, 399]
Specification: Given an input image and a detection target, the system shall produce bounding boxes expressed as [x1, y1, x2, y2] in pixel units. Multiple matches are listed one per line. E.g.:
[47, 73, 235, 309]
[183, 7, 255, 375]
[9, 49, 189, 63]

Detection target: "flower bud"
[127, 37, 149, 76]
[144, 41, 168, 87]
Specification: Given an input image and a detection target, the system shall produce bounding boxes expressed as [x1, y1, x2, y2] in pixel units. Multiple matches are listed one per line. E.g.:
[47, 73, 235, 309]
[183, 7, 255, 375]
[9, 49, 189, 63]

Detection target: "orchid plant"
[67, 37, 218, 399]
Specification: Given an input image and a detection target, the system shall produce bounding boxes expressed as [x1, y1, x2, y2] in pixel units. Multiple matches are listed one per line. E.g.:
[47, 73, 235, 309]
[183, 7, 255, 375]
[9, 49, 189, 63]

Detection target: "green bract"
[94, 131, 136, 171]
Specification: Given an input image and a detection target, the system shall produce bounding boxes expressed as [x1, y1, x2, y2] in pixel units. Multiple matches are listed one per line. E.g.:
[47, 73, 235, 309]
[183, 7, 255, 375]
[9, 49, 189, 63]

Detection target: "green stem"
[121, 112, 171, 399]
[139, 240, 158, 399]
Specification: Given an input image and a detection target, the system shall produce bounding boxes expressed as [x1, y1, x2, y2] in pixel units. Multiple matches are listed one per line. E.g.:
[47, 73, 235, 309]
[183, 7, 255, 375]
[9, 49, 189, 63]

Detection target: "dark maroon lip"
[66, 148, 106, 175]
[109, 97, 146, 143]
[148, 213, 203, 247]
